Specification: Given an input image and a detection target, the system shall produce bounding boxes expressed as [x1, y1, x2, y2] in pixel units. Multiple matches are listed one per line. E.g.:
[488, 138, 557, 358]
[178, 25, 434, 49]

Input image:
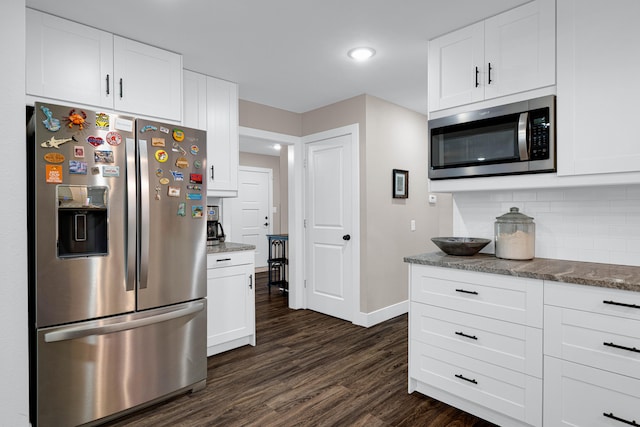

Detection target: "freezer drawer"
[34, 300, 207, 427]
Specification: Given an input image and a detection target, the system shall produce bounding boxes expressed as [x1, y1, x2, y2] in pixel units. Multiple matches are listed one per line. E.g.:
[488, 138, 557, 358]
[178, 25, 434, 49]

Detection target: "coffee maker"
[206, 205, 225, 245]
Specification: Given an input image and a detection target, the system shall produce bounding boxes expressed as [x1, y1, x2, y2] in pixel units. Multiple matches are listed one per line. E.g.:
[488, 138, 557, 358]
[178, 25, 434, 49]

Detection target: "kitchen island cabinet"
[405, 252, 640, 427]
[206, 245, 255, 356]
[26, 8, 182, 122]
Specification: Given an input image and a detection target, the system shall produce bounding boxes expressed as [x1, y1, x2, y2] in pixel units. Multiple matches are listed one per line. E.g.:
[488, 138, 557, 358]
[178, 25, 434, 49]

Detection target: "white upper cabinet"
[26, 9, 113, 109]
[182, 70, 207, 130]
[112, 36, 182, 121]
[557, 0, 640, 176]
[428, 0, 555, 112]
[26, 9, 183, 122]
[206, 76, 239, 197]
[183, 70, 239, 197]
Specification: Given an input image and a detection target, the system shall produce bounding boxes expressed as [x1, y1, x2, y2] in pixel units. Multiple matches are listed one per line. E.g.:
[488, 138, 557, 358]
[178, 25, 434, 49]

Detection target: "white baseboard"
[353, 299, 408, 327]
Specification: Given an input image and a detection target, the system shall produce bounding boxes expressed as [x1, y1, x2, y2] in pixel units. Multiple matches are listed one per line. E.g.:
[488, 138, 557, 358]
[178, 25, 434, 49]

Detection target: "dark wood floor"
[103, 272, 496, 426]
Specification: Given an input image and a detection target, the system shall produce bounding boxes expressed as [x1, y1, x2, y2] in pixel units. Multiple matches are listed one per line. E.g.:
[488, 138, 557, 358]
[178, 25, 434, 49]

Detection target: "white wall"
[0, 1, 30, 425]
[453, 184, 640, 267]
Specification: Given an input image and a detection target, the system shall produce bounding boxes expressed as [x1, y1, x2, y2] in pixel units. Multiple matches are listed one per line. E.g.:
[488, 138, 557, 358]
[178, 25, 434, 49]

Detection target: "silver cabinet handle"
[249, 274, 253, 289]
[44, 302, 204, 343]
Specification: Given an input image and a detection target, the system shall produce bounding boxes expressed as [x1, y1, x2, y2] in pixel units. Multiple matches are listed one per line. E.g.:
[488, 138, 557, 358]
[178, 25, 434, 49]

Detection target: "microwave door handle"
[518, 111, 530, 161]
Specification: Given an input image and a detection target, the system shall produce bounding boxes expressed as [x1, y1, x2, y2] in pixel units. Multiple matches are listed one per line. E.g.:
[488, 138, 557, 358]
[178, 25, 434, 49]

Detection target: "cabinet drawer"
[545, 281, 640, 322]
[545, 305, 640, 379]
[411, 302, 542, 377]
[207, 250, 254, 268]
[544, 356, 640, 427]
[410, 340, 542, 426]
[410, 265, 542, 327]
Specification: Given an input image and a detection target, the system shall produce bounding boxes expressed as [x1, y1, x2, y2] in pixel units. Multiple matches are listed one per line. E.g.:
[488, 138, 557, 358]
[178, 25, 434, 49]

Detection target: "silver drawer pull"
[603, 300, 640, 309]
[455, 331, 478, 340]
[603, 342, 640, 354]
[454, 374, 477, 385]
[603, 412, 639, 426]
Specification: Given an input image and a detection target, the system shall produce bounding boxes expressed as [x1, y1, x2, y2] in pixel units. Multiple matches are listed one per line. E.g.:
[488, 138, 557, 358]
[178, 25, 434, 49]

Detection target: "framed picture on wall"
[392, 169, 408, 199]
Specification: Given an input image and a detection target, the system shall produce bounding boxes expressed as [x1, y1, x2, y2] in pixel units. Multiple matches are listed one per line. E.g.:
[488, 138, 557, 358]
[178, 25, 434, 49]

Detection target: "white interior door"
[305, 134, 354, 321]
[229, 167, 272, 267]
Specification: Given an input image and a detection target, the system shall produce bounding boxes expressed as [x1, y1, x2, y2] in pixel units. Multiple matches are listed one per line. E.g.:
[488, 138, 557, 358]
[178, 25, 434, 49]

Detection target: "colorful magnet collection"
[39, 106, 121, 183]
[149, 125, 204, 218]
[39, 105, 204, 219]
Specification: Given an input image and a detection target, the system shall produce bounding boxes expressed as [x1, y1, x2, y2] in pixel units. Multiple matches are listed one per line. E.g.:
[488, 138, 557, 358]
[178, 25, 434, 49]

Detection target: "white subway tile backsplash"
[453, 184, 640, 267]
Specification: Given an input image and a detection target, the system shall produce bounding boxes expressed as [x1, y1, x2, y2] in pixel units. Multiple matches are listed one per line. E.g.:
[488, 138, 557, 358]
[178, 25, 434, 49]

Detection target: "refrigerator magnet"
[160, 126, 170, 134]
[40, 105, 61, 132]
[154, 149, 168, 163]
[151, 137, 165, 147]
[175, 157, 189, 168]
[94, 150, 114, 163]
[191, 205, 203, 218]
[95, 112, 109, 129]
[87, 136, 104, 147]
[170, 170, 184, 181]
[40, 136, 75, 149]
[45, 165, 63, 184]
[187, 185, 201, 191]
[193, 160, 202, 169]
[177, 202, 186, 217]
[189, 173, 202, 184]
[102, 166, 120, 177]
[167, 186, 181, 197]
[189, 145, 199, 155]
[106, 132, 122, 146]
[44, 152, 65, 164]
[140, 124, 157, 133]
[74, 146, 85, 158]
[159, 178, 170, 185]
[155, 168, 163, 177]
[172, 129, 185, 142]
[69, 161, 88, 175]
[186, 193, 202, 201]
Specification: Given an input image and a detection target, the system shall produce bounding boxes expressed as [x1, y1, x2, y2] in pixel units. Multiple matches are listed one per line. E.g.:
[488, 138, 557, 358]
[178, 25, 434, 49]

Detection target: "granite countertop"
[207, 242, 256, 254]
[404, 252, 640, 293]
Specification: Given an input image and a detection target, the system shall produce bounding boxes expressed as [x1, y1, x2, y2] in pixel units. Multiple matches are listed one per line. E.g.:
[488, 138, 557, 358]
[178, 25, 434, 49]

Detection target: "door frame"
[239, 124, 360, 325]
[298, 124, 360, 322]
[224, 165, 273, 267]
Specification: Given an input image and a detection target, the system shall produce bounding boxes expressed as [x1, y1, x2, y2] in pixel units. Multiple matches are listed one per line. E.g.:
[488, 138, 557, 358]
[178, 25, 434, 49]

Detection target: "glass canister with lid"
[494, 207, 535, 260]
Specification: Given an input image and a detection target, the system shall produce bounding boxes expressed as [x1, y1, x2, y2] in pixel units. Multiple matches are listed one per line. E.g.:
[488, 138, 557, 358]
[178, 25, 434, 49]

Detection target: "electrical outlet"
[410, 219, 416, 231]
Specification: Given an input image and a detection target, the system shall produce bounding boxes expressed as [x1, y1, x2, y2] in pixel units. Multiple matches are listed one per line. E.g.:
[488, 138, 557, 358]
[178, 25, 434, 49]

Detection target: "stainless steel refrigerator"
[27, 102, 208, 426]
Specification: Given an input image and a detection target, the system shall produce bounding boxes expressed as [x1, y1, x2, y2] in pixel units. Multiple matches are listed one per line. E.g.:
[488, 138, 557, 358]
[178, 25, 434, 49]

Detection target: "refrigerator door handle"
[126, 137, 137, 292]
[139, 138, 150, 289]
[44, 301, 205, 343]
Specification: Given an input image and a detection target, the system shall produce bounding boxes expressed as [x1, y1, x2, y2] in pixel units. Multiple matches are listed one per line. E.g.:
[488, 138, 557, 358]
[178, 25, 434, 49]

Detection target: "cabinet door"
[113, 36, 182, 121]
[183, 70, 207, 130]
[206, 77, 239, 196]
[484, 0, 555, 100]
[428, 22, 484, 111]
[206, 262, 255, 351]
[26, 8, 113, 108]
[557, 0, 640, 176]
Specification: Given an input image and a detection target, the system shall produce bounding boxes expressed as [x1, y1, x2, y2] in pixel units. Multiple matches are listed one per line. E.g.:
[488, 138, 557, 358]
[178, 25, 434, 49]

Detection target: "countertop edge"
[207, 242, 256, 254]
[404, 252, 640, 293]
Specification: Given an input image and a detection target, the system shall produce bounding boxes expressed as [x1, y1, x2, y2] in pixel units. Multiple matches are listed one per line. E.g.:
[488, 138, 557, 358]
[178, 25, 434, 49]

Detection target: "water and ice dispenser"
[57, 185, 109, 257]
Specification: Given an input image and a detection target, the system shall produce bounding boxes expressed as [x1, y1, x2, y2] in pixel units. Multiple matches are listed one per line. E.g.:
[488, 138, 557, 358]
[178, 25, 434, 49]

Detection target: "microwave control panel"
[530, 108, 550, 160]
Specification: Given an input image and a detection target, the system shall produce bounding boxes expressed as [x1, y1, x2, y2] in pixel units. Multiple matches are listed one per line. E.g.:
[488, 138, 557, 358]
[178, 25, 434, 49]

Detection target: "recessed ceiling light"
[347, 47, 376, 61]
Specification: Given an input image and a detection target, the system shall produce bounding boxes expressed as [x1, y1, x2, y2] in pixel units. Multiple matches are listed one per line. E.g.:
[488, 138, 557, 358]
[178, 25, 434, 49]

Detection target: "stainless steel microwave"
[428, 95, 555, 179]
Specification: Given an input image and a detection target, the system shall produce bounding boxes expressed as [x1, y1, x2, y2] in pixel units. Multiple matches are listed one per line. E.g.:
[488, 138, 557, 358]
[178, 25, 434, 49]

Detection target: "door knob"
[343, 234, 351, 241]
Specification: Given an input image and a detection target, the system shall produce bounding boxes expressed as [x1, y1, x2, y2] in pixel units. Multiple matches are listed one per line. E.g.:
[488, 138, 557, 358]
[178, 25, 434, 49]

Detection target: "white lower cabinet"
[206, 250, 255, 356]
[544, 357, 640, 427]
[408, 265, 543, 427]
[544, 281, 640, 426]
